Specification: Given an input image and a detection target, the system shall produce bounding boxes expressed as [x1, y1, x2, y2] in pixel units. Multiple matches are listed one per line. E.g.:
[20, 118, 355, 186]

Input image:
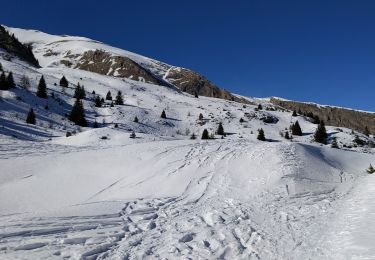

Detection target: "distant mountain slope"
[6, 26, 247, 103]
[271, 97, 375, 135]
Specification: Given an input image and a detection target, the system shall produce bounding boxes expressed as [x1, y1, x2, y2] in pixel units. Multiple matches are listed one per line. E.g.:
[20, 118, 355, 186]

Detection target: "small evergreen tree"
[130, 131, 136, 139]
[100, 97, 105, 104]
[190, 133, 196, 140]
[257, 128, 266, 141]
[201, 129, 209, 140]
[59, 76, 68, 91]
[95, 96, 102, 107]
[115, 91, 124, 105]
[314, 121, 327, 144]
[367, 164, 375, 174]
[217, 122, 224, 135]
[239, 117, 244, 123]
[106, 91, 112, 100]
[0, 72, 7, 90]
[292, 110, 297, 117]
[26, 108, 36, 124]
[291, 121, 303, 136]
[199, 113, 204, 120]
[73, 83, 85, 99]
[258, 104, 263, 110]
[69, 98, 87, 126]
[284, 131, 290, 140]
[161, 110, 167, 119]
[80, 85, 86, 99]
[36, 76, 47, 98]
[134, 116, 139, 123]
[6, 72, 15, 89]
[92, 90, 96, 95]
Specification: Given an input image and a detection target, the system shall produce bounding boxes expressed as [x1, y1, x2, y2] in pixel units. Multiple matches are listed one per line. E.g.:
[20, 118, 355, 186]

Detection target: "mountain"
[0, 25, 375, 259]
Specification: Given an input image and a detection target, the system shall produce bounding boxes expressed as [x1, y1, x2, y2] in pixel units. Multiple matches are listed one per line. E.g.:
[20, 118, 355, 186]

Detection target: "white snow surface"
[0, 26, 375, 259]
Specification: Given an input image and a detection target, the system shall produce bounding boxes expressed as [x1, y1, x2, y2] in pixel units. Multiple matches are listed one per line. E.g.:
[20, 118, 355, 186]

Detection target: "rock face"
[0, 25, 39, 67]
[270, 98, 375, 135]
[73, 50, 249, 104]
[75, 50, 165, 85]
[164, 67, 249, 104]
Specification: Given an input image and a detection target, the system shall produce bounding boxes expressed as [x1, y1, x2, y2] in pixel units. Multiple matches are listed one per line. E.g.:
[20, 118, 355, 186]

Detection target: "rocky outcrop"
[75, 50, 165, 85]
[270, 98, 375, 135]
[165, 67, 250, 104]
[0, 25, 39, 67]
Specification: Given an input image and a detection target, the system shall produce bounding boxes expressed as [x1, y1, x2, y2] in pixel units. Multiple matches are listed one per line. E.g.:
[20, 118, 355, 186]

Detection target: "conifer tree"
[292, 110, 297, 117]
[106, 91, 112, 100]
[258, 104, 263, 110]
[291, 121, 303, 136]
[190, 133, 196, 140]
[80, 85, 86, 99]
[314, 121, 327, 144]
[36, 76, 47, 98]
[257, 128, 266, 141]
[95, 96, 102, 107]
[161, 110, 167, 119]
[74, 83, 85, 99]
[201, 129, 209, 140]
[26, 108, 36, 124]
[134, 116, 139, 123]
[115, 91, 124, 105]
[0, 72, 6, 90]
[6, 72, 15, 89]
[59, 76, 68, 91]
[194, 92, 199, 98]
[69, 98, 87, 126]
[284, 131, 290, 140]
[130, 131, 136, 139]
[239, 117, 244, 123]
[199, 113, 204, 121]
[217, 122, 224, 135]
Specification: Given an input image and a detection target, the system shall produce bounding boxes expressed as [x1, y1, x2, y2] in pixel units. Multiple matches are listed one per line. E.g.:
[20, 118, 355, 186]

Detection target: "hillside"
[0, 25, 375, 260]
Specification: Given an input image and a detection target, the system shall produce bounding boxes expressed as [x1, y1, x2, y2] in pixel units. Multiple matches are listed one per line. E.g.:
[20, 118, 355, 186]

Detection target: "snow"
[0, 25, 375, 259]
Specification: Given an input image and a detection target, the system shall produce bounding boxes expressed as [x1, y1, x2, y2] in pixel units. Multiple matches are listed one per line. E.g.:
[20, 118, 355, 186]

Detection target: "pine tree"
[95, 96, 102, 107]
[199, 113, 204, 120]
[115, 91, 124, 105]
[367, 164, 375, 174]
[73, 83, 85, 99]
[292, 110, 297, 117]
[258, 104, 263, 110]
[161, 110, 167, 119]
[217, 122, 224, 135]
[0, 72, 6, 90]
[239, 117, 244, 123]
[26, 108, 36, 124]
[284, 131, 290, 140]
[6, 72, 15, 89]
[36, 76, 47, 98]
[190, 133, 196, 140]
[291, 121, 303, 136]
[201, 129, 209, 140]
[331, 137, 339, 148]
[106, 91, 112, 100]
[59, 76, 68, 91]
[134, 116, 139, 123]
[69, 98, 87, 126]
[314, 121, 327, 144]
[130, 131, 136, 139]
[80, 85, 86, 99]
[257, 128, 266, 141]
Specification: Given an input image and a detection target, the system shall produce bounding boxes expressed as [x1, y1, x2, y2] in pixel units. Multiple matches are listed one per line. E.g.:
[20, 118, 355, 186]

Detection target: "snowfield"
[0, 26, 375, 259]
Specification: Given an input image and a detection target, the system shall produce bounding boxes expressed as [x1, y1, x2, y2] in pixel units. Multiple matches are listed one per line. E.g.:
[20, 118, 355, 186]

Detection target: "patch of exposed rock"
[164, 67, 250, 104]
[270, 97, 375, 135]
[75, 50, 165, 85]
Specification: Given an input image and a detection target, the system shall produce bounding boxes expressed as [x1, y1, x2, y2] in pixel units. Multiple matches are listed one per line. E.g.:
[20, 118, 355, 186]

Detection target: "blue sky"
[2, 0, 375, 111]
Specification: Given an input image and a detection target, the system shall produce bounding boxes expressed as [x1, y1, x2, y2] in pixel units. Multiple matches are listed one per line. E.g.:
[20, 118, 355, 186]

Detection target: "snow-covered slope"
[0, 25, 375, 260]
